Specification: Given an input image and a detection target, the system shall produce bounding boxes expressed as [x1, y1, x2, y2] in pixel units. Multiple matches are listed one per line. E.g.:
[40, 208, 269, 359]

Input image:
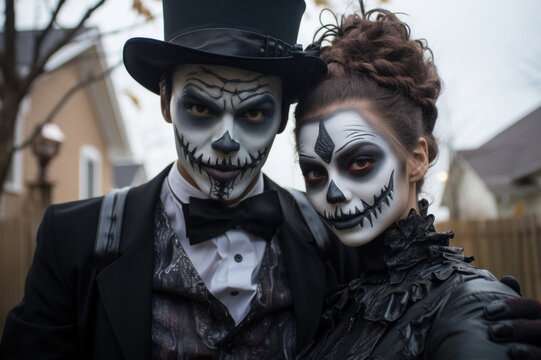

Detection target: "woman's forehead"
[298, 109, 386, 152]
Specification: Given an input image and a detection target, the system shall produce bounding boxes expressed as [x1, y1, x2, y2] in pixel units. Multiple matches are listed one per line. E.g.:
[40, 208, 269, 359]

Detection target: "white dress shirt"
[159, 163, 268, 325]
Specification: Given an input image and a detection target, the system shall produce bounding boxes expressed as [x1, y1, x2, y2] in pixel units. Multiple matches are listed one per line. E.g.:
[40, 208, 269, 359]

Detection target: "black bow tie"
[183, 191, 283, 245]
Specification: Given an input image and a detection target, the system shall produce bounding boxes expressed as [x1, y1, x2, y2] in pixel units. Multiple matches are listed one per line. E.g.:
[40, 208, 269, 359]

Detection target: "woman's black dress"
[299, 200, 519, 360]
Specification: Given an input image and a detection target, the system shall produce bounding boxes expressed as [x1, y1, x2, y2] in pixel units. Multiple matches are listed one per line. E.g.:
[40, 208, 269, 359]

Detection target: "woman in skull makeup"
[294, 7, 521, 360]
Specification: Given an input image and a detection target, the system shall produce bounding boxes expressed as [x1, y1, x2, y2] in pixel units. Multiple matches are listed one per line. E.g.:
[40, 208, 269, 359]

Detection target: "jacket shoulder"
[39, 197, 104, 274]
[424, 276, 520, 360]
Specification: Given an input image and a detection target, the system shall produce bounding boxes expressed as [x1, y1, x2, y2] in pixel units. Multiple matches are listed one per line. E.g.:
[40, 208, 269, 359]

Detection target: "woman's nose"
[326, 180, 347, 204]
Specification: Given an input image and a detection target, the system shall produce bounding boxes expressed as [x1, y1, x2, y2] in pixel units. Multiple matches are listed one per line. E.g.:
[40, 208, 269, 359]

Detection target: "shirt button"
[234, 254, 243, 263]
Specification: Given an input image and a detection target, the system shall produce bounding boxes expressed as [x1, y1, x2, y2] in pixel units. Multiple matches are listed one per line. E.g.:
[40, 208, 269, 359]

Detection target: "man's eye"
[187, 104, 213, 116]
[242, 109, 265, 122]
[347, 160, 374, 175]
[304, 168, 327, 184]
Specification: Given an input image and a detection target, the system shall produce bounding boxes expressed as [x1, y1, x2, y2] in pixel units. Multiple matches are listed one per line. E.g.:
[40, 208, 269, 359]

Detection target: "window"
[79, 145, 102, 199]
[4, 114, 24, 194]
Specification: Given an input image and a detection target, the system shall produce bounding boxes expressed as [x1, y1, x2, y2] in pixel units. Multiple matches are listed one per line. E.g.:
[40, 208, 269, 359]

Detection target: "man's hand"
[485, 297, 541, 360]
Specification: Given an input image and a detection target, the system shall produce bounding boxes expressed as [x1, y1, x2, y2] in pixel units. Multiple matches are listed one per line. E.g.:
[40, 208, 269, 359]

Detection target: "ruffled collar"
[356, 199, 467, 284]
[300, 200, 489, 359]
[321, 199, 479, 324]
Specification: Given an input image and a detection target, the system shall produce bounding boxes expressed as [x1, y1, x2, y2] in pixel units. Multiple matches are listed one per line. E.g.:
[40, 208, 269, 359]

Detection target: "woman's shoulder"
[421, 274, 520, 359]
[441, 273, 520, 313]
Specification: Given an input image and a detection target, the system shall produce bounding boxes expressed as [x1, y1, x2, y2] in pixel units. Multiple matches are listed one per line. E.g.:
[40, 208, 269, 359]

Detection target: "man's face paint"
[297, 109, 410, 246]
[169, 64, 282, 201]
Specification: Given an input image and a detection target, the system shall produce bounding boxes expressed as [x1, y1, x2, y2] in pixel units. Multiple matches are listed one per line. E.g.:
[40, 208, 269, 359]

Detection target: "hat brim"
[123, 37, 327, 100]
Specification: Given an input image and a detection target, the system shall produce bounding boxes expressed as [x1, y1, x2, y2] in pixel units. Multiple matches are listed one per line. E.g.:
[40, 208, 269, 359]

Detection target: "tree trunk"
[0, 94, 22, 206]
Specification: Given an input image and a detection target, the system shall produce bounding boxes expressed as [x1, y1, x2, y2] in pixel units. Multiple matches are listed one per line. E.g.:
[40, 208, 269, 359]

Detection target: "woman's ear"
[408, 137, 429, 183]
[160, 82, 172, 123]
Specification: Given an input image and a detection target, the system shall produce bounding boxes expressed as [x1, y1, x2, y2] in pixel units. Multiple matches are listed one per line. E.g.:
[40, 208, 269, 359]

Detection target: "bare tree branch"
[30, 0, 67, 72]
[21, 0, 107, 97]
[95, 15, 158, 39]
[13, 60, 121, 153]
[2, 0, 16, 87]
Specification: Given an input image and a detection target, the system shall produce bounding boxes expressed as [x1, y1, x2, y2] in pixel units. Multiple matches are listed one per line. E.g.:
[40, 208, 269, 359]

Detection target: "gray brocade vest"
[151, 202, 297, 359]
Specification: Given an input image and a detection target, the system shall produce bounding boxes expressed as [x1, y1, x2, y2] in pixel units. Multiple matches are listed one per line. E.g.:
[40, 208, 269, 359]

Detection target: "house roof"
[1, 27, 134, 162]
[0, 27, 90, 68]
[457, 105, 541, 195]
[114, 163, 147, 188]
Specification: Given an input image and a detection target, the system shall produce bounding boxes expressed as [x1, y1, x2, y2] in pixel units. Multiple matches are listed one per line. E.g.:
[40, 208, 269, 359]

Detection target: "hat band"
[169, 28, 306, 58]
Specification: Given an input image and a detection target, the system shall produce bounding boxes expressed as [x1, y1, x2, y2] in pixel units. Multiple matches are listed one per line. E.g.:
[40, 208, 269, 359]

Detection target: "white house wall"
[456, 164, 498, 219]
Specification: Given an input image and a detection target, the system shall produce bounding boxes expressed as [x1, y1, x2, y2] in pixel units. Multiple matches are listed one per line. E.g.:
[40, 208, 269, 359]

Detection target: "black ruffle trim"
[306, 200, 494, 359]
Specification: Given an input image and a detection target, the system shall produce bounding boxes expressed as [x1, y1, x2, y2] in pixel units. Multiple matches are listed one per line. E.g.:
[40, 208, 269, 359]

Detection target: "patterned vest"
[151, 202, 297, 359]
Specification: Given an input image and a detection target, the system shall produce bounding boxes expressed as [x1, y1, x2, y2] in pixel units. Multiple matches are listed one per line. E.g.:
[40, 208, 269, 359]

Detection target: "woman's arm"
[426, 278, 520, 360]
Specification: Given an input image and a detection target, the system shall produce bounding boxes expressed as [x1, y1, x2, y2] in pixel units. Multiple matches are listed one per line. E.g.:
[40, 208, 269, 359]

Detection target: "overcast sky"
[11, 0, 541, 218]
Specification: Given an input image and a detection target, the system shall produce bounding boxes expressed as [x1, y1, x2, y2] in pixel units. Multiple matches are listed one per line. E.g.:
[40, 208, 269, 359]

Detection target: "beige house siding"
[1, 58, 113, 219]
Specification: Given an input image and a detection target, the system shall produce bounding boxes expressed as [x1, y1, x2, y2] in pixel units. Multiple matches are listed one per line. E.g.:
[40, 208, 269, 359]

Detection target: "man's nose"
[211, 130, 240, 155]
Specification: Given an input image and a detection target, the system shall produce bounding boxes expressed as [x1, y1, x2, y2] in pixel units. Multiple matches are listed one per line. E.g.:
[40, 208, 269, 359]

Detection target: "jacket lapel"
[264, 176, 326, 351]
[96, 165, 172, 360]
[96, 168, 326, 357]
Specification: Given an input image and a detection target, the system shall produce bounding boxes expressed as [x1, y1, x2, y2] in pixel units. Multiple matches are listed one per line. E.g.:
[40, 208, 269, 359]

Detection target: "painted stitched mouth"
[176, 131, 268, 181]
[325, 171, 394, 230]
[203, 165, 242, 181]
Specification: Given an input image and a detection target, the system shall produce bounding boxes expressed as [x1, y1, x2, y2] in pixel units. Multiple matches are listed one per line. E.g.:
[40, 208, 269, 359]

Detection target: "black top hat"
[123, 0, 326, 102]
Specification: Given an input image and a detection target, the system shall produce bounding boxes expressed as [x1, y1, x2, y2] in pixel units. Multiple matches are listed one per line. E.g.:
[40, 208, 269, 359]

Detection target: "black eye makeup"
[337, 143, 384, 177]
[239, 108, 270, 123]
[186, 103, 215, 117]
[236, 94, 276, 124]
[299, 158, 328, 186]
[179, 88, 222, 120]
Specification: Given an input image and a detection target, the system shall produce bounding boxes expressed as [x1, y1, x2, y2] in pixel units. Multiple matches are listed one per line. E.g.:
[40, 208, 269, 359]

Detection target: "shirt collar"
[166, 161, 264, 204]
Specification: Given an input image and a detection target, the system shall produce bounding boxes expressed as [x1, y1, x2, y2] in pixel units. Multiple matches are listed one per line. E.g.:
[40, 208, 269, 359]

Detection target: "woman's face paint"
[297, 109, 410, 246]
[169, 64, 282, 201]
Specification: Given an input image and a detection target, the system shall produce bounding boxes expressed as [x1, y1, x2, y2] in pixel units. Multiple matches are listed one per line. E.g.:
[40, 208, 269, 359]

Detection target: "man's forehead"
[171, 64, 282, 102]
[174, 64, 275, 85]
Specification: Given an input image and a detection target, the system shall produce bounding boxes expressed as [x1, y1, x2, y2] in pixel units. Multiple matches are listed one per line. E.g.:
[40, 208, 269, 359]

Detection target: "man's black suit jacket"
[0, 165, 360, 359]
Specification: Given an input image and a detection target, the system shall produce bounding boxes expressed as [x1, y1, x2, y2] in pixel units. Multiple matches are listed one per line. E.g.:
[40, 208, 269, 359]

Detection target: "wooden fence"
[0, 216, 40, 336]
[1, 213, 540, 335]
[436, 214, 541, 300]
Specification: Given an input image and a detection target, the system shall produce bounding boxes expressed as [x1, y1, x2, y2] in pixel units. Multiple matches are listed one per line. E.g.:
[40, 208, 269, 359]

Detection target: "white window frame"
[79, 145, 102, 199]
[4, 101, 27, 194]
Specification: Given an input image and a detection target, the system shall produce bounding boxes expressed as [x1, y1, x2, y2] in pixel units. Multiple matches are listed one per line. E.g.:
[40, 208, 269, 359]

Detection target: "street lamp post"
[28, 123, 65, 212]
[32, 123, 66, 183]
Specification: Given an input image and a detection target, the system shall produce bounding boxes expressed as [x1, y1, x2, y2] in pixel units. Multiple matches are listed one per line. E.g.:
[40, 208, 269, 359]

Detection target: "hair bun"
[316, 9, 441, 131]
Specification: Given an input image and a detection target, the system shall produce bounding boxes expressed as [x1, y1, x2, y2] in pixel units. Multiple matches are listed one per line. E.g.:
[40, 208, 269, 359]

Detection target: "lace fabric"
[300, 199, 495, 360]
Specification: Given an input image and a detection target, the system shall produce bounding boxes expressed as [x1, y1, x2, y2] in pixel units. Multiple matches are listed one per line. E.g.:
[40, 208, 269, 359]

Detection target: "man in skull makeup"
[166, 64, 283, 201]
[0, 0, 363, 358]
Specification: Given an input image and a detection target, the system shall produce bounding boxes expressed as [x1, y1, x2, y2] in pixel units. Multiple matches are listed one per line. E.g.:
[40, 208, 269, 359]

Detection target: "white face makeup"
[298, 109, 410, 246]
[169, 64, 282, 201]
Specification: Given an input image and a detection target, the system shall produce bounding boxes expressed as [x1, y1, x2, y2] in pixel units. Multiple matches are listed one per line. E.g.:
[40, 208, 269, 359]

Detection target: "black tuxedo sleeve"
[0, 205, 81, 359]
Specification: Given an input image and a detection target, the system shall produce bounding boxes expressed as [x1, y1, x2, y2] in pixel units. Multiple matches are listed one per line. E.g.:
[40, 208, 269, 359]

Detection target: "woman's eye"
[347, 160, 374, 175]
[304, 168, 327, 184]
[187, 104, 212, 116]
[242, 109, 265, 122]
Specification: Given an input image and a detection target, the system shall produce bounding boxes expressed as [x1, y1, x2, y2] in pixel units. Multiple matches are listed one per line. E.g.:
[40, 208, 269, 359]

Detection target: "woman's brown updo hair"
[295, 7, 442, 191]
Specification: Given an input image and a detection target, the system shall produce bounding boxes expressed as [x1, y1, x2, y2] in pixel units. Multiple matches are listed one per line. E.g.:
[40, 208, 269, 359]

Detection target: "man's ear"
[408, 137, 429, 183]
[160, 81, 172, 123]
